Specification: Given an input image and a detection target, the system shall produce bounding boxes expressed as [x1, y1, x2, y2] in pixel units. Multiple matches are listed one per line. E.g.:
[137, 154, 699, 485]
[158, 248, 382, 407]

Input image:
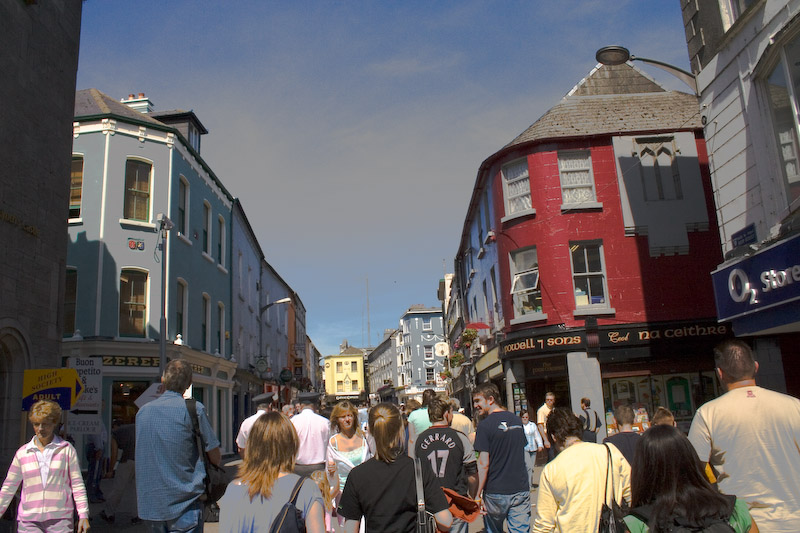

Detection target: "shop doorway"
[111, 381, 150, 424]
[526, 378, 571, 413]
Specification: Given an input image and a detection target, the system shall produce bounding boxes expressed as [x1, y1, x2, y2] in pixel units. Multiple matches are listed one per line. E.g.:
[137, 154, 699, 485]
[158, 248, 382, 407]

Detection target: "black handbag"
[268, 476, 307, 533]
[598, 444, 630, 533]
[186, 399, 233, 506]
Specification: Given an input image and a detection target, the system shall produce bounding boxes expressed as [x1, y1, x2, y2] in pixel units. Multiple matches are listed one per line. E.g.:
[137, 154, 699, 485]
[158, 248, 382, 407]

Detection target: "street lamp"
[258, 296, 291, 404]
[595, 45, 697, 95]
[260, 296, 291, 315]
[157, 213, 174, 376]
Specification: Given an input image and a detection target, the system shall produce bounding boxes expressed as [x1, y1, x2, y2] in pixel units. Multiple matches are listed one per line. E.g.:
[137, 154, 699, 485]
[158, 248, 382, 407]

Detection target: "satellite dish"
[434, 342, 450, 357]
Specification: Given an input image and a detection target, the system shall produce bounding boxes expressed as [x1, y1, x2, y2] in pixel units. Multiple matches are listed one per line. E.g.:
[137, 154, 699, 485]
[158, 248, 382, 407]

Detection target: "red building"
[450, 64, 728, 433]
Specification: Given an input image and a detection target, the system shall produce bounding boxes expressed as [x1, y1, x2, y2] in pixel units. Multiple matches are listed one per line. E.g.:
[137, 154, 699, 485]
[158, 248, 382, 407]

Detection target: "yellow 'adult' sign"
[22, 369, 83, 410]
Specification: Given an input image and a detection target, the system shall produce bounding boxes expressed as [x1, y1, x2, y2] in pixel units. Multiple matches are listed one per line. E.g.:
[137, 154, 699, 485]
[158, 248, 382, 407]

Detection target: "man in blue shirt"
[136, 359, 221, 532]
[473, 382, 530, 533]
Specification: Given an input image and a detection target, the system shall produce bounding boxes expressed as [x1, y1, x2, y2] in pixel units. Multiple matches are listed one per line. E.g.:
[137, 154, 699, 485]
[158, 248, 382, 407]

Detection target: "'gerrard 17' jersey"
[414, 425, 477, 496]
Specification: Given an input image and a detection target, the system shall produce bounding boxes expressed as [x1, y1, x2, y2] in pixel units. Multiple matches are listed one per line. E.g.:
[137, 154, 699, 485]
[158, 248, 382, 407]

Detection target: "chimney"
[121, 92, 154, 114]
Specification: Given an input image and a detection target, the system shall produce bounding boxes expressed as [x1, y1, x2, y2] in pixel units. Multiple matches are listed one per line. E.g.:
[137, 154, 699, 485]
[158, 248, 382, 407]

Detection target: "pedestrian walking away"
[218, 412, 325, 533]
[688, 339, 800, 532]
[100, 419, 140, 524]
[415, 397, 480, 533]
[292, 391, 331, 477]
[338, 403, 452, 533]
[579, 397, 602, 443]
[532, 407, 631, 532]
[603, 404, 640, 468]
[135, 359, 221, 532]
[624, 424, 758, 532]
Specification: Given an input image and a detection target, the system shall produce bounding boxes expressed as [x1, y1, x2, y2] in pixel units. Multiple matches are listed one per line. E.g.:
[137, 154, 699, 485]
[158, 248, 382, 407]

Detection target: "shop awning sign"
[22, 369, 83, 410]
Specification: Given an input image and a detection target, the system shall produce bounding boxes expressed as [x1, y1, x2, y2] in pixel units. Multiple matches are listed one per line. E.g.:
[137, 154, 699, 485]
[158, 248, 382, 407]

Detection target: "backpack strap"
[269, 476, 307, 532]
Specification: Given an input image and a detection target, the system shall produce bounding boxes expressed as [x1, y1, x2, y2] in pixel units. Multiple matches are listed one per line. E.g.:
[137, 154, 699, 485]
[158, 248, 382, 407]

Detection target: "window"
[570, 242, 610, 310]
[510, 247, 543, 319]
[176, 280, 187, 339]
[635, 137, 682, 201]
[720, 0, 757, 30]
[352, 380, 359, 391]
[422, 318, 432, 331]
[70, 157, 83, 219]
[202, 294, 210, 351]
[336, 361, 343, 373]
[337, 381, 344, 392]
[501, 159, 532, 216]
[64, 269, 77, 336]
[558, 151, 597, 206]
[119, 269, 147, 337]
[426, 368, 435, 382]
[217, 303, 225, 356]
[217, 216, 225, 266]
[351, 361, 358, 373]
[765, 35, 800, 208]
[123, 159, 151, 221]
[178, 177, 188, 235]
[424, 346, 434, 359]
[202, 202, 211, 254]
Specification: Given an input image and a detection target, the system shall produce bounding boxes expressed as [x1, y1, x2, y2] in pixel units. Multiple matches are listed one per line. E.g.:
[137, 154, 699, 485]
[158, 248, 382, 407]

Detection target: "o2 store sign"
[712, 234, 800, 321]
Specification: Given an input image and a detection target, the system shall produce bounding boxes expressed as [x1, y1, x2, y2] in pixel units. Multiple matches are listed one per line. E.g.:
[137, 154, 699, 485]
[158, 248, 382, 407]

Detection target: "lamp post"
[595, 45, 697, 95]
[157, 214, 174, 376]
[258, 296, 291, 405]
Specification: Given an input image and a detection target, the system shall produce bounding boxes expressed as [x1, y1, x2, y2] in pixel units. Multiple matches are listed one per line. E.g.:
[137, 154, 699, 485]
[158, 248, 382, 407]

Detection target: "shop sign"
[68, 357, 103, 410]
[599, 321, 727, 348]
[22, 369, 83, 410]
[503, 333, 584, 357]
[66, 414, 104, 435]
[525, 355, 567, 378]
[128, 238, 145, 251]
[102, 356, 160, 367]
[711, 233, 800, 322]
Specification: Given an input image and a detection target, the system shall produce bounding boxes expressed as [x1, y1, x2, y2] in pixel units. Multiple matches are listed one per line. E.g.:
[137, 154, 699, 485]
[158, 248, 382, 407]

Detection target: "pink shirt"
[292, 408, 330, 464]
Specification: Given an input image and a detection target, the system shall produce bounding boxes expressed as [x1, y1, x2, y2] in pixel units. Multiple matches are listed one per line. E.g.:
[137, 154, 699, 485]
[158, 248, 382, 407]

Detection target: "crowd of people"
[0, 339, 798, 532]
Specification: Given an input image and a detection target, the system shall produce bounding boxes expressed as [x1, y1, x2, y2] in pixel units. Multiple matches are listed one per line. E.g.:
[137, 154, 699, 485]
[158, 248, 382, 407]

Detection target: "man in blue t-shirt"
[473, 383, 530, 533]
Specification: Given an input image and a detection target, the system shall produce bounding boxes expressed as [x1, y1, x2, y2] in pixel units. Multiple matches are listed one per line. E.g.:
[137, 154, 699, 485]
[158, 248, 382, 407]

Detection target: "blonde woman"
[326, 402, 372, 498]
[219, 412, 324, 533]
[0, 400, 90, 533]
[339, 403, 452, 532]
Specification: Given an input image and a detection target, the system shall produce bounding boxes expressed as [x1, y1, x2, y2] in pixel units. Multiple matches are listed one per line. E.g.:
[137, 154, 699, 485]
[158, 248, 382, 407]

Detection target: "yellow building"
[324, 345, 366, 403]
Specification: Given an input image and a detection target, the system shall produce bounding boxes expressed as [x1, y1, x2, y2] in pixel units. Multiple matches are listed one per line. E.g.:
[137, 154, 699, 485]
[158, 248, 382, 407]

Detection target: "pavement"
[74, 461, 544, 533]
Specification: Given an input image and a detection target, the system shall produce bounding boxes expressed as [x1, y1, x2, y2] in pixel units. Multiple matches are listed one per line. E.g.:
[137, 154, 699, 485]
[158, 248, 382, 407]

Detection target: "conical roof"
[505, 63, 700, 148]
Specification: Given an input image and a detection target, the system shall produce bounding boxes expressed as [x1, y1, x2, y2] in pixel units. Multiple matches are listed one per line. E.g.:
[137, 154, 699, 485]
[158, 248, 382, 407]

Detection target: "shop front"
[500, 319, 730, 434]
[61, 339, 238, 461]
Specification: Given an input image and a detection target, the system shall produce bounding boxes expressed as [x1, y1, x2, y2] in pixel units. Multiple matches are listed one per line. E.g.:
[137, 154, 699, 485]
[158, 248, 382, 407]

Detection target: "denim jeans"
[450, 516, 469, 533]
[148, 500, 204, 533]
[483, 491, 531, 533]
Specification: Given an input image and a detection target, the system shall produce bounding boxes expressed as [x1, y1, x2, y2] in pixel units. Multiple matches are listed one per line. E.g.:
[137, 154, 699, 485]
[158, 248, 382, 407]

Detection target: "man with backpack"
[579, 397, 602, 443]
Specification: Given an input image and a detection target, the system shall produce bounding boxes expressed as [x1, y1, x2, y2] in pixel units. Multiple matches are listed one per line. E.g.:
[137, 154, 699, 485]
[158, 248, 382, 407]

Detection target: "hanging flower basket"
[440, 370, 452, 380]
[458, 329, 478, 349]
[449, 352, 464, 367]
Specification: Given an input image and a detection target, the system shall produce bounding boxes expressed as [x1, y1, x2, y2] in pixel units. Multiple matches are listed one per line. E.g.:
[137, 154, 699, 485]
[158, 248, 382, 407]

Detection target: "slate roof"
[74, 88, 166, 127]
[505, 63, 701, 149]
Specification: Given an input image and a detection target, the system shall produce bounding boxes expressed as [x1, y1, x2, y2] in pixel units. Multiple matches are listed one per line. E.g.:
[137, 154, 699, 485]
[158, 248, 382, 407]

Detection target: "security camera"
[156, 213, 174, 230]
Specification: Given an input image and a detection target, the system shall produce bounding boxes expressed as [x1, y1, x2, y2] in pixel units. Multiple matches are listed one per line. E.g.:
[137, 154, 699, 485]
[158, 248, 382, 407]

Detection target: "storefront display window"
[602, 370, 719, 434]
[111, 380, 150, 425]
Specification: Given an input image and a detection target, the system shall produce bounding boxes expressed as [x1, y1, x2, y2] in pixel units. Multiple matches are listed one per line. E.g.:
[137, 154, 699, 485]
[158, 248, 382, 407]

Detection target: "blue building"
[397, 305, 446, 403]
[64, 91, 237, 451]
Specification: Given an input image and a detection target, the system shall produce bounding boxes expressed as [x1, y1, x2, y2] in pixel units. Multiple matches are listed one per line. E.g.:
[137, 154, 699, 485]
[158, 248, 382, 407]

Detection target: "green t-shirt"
[623, 498, 752, 533]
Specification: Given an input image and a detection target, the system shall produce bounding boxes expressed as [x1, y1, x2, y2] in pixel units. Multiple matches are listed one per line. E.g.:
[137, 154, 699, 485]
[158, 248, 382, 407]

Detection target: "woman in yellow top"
[532, 407, 631, 532]
[623, 424, 759, 533]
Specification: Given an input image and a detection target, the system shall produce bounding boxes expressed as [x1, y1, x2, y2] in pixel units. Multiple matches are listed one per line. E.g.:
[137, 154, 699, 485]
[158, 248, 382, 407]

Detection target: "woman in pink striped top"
[0, 400, 90, 533]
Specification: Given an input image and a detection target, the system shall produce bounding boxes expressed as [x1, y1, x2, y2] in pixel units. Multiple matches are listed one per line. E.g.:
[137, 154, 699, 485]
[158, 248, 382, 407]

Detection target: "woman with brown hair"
[338, 403, 452, 532]
[219, 412, 325, 533]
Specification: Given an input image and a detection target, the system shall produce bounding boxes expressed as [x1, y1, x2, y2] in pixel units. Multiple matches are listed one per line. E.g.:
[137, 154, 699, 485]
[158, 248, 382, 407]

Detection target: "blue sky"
[77, 1, 690, 357]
